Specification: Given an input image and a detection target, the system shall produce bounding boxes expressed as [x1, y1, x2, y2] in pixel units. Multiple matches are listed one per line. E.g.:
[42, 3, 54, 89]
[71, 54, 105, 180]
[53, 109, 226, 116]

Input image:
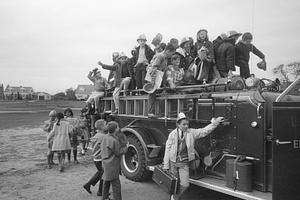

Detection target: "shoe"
[96, 191, 102, 196]
[48, 164, 52, 169]
[74, 160, 79, 164]
[83, 184, 92, 194]
[50, 161, 57, 165]
[170, 194, 175, 200]
[59, 165, 64, 172]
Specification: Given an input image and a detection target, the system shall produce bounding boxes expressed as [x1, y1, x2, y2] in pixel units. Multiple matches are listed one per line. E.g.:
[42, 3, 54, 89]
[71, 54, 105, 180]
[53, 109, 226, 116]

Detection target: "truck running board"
[148, 166, 272, 200]
[189, 177, 272, 200]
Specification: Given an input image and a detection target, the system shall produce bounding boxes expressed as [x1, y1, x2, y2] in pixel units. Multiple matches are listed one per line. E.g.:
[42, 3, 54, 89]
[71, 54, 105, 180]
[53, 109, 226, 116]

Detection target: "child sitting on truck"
[165, 52, 185, 89]
[86, 68, 108, 114]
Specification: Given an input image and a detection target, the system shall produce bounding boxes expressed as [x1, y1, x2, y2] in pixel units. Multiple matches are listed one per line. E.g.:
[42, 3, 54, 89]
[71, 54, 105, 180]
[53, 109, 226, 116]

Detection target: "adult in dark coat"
[235, 32, 266, 78]
[134, 34, 155, 89]
[215, 31, 242, 78]
[100, 121, 127, 200]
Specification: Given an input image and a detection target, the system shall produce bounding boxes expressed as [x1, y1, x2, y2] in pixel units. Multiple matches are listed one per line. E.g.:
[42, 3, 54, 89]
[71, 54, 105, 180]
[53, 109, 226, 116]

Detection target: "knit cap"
[106, 121, 119, 134]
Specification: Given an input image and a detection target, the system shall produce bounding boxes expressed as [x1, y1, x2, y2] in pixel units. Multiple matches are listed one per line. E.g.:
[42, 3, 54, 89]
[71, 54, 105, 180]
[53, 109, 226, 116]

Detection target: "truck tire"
[121, 135, 151, 181]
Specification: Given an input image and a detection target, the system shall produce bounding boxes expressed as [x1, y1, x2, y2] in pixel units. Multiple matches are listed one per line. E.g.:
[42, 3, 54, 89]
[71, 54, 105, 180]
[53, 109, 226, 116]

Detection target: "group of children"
[82, 118, 128, 200]
[89, 29, 266, 115]
[43, 108, 90, 171]
[44, 109, 127, 199]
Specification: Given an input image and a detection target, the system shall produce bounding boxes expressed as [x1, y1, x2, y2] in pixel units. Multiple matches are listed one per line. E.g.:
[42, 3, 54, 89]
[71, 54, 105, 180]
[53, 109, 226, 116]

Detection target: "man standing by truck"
[163, 113, 224, 200]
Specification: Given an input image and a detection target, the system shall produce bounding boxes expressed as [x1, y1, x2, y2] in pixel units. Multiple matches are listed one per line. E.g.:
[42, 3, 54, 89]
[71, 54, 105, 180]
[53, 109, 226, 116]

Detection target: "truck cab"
[99, 77, 300, 200]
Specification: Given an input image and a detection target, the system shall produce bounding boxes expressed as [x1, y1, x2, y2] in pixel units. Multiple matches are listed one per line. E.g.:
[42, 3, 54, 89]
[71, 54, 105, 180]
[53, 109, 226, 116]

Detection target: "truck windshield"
[276, 77, 300, 102]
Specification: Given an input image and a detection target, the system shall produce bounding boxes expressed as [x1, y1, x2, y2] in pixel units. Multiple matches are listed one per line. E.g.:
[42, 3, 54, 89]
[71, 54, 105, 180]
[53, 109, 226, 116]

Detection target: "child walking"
[43, 110, 57, 169]
[83, 119, 107, 196]
[47, 112, 73, 172]
[101, 121, 128, 200]
[78, 109, 90, 155]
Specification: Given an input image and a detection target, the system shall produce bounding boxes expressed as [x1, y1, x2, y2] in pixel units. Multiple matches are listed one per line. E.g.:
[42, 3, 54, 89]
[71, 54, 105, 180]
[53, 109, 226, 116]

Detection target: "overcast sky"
[1, 0, 300, 94]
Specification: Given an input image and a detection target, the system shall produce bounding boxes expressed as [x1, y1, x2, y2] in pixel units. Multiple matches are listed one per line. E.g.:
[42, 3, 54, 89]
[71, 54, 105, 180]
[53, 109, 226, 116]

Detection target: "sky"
[0, 0, 300, 94]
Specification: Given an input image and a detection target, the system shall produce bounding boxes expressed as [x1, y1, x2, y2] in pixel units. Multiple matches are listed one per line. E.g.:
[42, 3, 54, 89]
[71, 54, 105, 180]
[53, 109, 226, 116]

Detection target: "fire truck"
[96, 76, 300, 200]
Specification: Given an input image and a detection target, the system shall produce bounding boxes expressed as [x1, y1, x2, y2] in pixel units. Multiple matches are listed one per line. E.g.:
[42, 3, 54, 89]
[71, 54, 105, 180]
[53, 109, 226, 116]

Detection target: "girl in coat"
[48, 112, 73, 172]
[64, 108, 79, 163]
[43, 110, 57, 169]
[194, 29, 220, 82]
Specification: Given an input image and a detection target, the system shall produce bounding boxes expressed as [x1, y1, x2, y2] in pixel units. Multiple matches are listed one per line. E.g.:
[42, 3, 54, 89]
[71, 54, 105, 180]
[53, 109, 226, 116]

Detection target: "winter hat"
[220, 33, 228, 40]
[242, 32, 253, 41]
[49, 110, 57, 117]
[137, 34, 147, 42]
[95, 119, 107, 131]
[119, 52, 127, 59]
[112, 52, 119, 59]
[180, 37, 190, 47]
[177, 112, 188, 123]
[198, 29, 208, 34]
[106, 121, 119, 134]
[227, 30, 242, 38]
[151, 33, 163, 47]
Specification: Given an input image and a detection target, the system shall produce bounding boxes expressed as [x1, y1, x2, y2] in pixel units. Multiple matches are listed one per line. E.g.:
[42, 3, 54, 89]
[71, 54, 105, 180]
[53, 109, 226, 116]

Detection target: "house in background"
[0, 84, 4, 100]
[75, 84, 94, 100]
[33, 92, 52, 101]
[4, 85, 34, 100]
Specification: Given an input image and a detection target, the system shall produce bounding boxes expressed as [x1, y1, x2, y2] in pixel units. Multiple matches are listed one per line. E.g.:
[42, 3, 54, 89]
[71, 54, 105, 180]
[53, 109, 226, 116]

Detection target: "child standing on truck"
[43, 110, 57, 169]
[98, 52, 133, 114]
[48, 112, 73, 172]
[163, 113, 224, 200]
[134, 34, 155, 89]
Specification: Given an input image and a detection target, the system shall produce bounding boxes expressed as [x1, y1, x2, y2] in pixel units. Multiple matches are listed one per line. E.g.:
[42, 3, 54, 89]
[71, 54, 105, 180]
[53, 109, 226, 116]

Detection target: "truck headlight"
[251, 121, 258, 128]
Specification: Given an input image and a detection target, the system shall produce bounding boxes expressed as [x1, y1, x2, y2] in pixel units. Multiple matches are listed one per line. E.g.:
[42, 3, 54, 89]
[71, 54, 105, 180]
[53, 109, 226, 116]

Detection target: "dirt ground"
[0, 101, 238, 200]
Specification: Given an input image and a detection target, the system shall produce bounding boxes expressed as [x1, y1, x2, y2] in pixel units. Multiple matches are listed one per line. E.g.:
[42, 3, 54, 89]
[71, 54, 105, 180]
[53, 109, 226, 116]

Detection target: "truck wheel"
[121, 135, 151, 181]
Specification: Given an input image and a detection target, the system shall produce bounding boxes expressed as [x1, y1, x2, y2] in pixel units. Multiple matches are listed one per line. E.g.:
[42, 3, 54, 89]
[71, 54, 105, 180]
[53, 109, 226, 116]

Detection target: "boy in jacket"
[134, 34, 155, 89]
[235, 32, 266, 79]
[83, 119, 107, 196]
[163, 113, 224, 200]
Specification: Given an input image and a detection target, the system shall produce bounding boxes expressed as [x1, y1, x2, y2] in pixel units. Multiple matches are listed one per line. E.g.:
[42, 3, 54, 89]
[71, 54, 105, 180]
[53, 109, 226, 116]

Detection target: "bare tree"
[273, 61, 300, 82]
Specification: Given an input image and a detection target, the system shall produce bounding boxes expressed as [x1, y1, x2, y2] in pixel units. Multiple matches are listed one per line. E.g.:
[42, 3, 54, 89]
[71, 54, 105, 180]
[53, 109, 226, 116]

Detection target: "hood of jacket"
[196, 30, 209, 43]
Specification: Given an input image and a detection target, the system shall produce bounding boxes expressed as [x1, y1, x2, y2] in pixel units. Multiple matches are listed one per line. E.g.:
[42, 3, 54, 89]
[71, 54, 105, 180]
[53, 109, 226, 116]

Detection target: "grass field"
[0, 100, 85, 130]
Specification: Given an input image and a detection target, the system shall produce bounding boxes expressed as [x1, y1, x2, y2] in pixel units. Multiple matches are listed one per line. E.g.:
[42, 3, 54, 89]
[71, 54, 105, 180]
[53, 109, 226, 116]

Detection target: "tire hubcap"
[122, 144, 139, 173]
